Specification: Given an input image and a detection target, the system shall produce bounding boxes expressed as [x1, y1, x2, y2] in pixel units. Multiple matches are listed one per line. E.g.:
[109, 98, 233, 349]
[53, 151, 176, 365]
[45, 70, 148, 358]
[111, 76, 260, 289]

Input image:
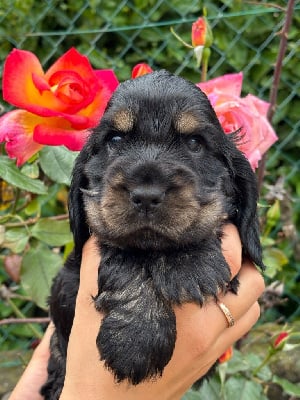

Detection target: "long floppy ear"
[225, 144, 265, 270]
[68, 146, 91, 257]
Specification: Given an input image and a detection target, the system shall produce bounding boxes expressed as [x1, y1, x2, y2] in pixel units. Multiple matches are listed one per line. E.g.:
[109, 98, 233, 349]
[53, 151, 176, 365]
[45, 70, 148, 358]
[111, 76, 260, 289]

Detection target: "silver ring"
[217, 301, 235, 328]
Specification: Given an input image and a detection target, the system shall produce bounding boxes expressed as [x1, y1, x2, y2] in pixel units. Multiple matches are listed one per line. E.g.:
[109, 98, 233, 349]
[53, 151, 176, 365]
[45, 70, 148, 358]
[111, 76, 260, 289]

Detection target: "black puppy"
[41, 70, 264, 399]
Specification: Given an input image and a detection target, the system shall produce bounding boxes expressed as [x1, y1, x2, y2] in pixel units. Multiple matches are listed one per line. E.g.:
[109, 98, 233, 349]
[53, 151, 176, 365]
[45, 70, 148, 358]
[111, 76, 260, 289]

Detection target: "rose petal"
[198, 72, 243, 97]
[33, 123, 91, 151]
[218, 346, 233, 363]
[2, 49, 75, 116]
[192, 17, 206, 47]
[74, 85, 112, 129]
[95, 69, 119, 92]
[274, 331, 289, 348]
[49, 70, 94, 108]
[3, 49, 46, 108]
[3, 48, 115, 126]
[45, 48, 99, 87]
[245, 94, 270, 115]
[32, 73, 51, 93]
[213, 95, 277, 169]
[132, 63, 153, 78]
[0, 110, 43, 165]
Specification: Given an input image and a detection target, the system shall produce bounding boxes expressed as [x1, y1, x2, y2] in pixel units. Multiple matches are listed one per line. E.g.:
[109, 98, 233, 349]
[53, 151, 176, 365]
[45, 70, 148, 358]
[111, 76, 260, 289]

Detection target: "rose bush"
[198, 72, 278, 169]
[0, 49, 277, 170]
[0, 48, 119, 165]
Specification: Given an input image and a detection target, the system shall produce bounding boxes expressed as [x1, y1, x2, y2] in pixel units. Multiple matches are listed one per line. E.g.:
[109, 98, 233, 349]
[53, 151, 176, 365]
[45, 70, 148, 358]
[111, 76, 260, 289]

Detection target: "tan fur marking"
[176, 112, 199, 134]
[110, 172, 126, 188]
[113, 109, 134, 132]
[84, 181, 225, 244]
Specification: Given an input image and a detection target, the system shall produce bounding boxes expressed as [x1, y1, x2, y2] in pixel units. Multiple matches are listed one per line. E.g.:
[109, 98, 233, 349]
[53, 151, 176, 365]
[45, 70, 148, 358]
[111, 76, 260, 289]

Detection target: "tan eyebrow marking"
[113, 109, 134, 132]
[175, 112, 199, 134]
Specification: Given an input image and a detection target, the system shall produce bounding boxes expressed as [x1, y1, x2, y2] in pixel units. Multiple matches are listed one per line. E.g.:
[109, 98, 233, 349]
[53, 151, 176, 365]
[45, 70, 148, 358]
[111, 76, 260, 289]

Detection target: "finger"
[213, 301, 261, 361]
[189, 302, 261, 384]
[71, 236, 102, 340]
[221, 224, 242, 278]
[9, 324, 55, 400]
[77, 235, 100, 299]
[215, 259, 265, 328]
[174, 259, 264, 352]
[32, 322, 54, 360]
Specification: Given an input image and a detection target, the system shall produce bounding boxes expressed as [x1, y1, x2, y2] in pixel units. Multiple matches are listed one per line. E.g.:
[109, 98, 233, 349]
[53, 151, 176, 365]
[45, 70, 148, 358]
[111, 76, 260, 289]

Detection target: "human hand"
[9, 322, 54, 400]
[59, 224, 265, 400]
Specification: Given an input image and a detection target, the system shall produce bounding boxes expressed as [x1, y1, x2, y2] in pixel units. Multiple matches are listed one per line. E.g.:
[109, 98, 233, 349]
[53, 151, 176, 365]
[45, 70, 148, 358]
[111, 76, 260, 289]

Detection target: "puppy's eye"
[185, 136, 202, 152]
[106, 132, 125, 146]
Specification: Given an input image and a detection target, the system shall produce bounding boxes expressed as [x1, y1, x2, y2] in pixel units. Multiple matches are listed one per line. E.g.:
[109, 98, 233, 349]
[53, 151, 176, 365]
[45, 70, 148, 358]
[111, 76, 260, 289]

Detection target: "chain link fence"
[0, 0, 299, 365]
[0, 1, 299, 179]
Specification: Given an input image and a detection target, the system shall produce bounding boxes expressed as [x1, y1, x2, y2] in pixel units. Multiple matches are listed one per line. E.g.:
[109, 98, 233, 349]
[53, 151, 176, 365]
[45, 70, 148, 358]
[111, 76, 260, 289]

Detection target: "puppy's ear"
[227, 147, 265, 270]
[68, 147, 91, 257]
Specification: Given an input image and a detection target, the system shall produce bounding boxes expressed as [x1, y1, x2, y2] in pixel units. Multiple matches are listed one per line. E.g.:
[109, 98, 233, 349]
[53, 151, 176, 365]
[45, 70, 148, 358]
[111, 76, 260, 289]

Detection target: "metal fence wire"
[0, 1, 299, 179]
[0, 0, 299, 347]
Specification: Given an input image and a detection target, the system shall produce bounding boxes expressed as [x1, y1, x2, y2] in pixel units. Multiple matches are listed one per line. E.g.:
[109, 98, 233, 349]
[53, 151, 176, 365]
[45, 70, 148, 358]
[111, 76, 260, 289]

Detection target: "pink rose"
[198, 72, 278, 169]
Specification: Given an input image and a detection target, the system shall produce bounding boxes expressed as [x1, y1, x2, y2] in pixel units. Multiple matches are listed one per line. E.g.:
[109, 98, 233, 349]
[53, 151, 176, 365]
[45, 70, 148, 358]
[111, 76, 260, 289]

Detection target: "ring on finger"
[216, 301, 235, 328]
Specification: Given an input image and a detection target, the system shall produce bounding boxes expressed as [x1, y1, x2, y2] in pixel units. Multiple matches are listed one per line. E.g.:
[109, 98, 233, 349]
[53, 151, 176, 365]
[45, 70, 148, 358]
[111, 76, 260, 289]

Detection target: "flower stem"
[257, 0, 295, 191]
[200, 47, 211, 82]
[252, 352, 273, 377]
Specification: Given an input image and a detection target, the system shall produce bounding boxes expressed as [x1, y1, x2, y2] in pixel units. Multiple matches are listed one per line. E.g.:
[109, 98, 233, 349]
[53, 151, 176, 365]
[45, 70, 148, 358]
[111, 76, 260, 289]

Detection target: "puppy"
[41, 70, 264, 399]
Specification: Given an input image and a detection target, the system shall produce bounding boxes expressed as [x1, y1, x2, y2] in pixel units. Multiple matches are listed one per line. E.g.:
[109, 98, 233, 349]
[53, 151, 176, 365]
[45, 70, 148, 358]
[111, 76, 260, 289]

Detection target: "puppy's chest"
[96, 240, 231, 310]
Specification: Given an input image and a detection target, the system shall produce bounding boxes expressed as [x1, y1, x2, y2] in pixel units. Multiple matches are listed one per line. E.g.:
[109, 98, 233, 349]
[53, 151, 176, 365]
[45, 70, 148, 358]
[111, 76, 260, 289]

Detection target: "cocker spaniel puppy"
[41, 70, 264, 399]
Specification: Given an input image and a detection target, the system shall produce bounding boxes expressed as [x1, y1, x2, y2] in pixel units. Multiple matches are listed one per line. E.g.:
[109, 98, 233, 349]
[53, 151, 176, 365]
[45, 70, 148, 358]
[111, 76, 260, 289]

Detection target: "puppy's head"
[69, 70, 263, 268]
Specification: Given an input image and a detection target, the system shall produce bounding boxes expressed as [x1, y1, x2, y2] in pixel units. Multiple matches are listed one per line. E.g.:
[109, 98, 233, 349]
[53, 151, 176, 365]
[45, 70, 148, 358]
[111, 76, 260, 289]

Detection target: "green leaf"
[39, 146, 79, 185]
[0, 156, 47, 194]
[24, 198, 41, 216]
[225, 350, 249, 374]
[3, 228, 30, 253]
[224, 376, 268, 400]
[31, 218, 72, 247]
[263, 247, 289, 279]
[272, 375, 300, 396]
[20, 162, 40, 179]
[194, 375, 222, 400]
[21, 243, 62, 309]
[181, 389, 202, 400]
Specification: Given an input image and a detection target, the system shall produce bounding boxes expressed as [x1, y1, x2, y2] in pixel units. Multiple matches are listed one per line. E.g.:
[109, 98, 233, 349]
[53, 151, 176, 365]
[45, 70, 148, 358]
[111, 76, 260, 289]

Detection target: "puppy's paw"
[96, 304, 176, 384]
[227, 275, 239, 294]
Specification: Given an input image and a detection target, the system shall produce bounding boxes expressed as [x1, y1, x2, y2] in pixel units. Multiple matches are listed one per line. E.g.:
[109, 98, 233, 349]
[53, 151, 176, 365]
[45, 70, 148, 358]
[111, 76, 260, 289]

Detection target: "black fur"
[41, 70, 264, 399]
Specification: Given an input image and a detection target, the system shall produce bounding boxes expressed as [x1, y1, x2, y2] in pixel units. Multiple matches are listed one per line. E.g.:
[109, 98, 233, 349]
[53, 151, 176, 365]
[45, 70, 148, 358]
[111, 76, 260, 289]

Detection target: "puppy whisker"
[80, 188, 101, 197]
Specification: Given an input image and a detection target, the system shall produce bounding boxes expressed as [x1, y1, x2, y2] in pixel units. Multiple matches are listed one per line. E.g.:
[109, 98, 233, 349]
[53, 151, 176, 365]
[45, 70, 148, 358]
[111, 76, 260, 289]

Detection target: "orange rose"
[0, 48, 119, 165]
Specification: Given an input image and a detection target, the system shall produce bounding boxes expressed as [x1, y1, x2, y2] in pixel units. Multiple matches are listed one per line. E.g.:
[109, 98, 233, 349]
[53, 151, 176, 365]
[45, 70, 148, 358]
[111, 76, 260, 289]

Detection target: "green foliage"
[39, 146, 79, 186]
[183, 339, 300, 400]
[0, 146, 74, 349]
[21, 243, 62, 309]
[0, 157, 47, 194]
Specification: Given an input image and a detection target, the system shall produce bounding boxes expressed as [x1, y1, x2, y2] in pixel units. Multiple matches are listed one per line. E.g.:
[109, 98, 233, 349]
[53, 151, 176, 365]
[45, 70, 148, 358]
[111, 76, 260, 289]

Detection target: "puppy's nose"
[130, 186, 165, 213]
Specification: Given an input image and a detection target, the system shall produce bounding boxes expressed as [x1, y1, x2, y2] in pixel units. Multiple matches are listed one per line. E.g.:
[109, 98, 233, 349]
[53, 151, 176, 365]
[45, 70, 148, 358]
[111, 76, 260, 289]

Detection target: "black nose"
[130, 186, 165, 213]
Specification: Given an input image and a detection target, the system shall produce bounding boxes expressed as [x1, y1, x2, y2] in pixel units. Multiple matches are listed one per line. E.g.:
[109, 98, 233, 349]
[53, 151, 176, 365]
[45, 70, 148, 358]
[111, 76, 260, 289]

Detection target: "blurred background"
[0, 1, 299, 399]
